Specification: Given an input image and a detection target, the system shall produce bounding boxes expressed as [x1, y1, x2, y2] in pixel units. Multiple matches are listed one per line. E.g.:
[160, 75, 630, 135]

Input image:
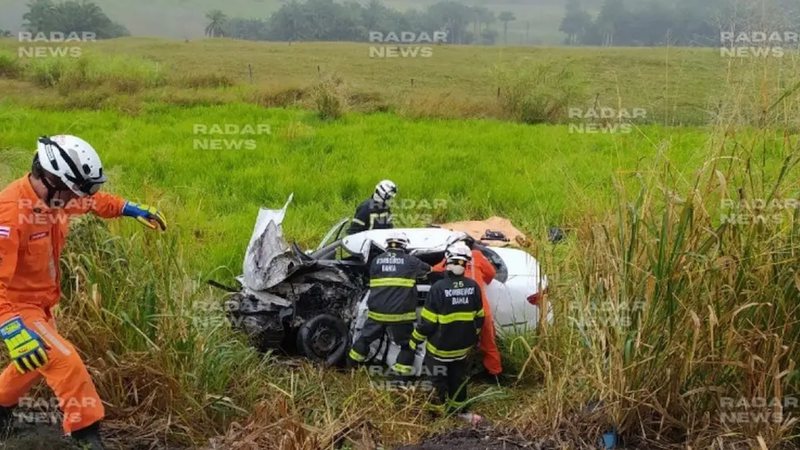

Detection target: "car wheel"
[296, 314, 349, 366]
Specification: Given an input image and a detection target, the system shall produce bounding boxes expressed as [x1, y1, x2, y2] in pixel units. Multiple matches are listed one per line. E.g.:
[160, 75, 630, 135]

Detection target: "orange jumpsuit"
[433, 249, 502, 375]
[0, 175, 125, 434]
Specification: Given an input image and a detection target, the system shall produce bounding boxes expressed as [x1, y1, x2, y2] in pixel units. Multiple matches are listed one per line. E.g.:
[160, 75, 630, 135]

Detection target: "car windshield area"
[476, 245, 508, 283]
[413, 250, 445, 267]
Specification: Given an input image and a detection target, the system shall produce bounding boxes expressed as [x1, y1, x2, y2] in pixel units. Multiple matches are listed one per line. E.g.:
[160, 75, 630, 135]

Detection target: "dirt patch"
[395, 426, 543, 450]
[0, 422, 172, 450]
[1, 422, 77, 450]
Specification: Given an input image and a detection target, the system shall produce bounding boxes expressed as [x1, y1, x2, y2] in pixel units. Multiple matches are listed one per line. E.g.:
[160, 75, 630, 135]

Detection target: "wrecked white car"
[222, 196, 549, 366]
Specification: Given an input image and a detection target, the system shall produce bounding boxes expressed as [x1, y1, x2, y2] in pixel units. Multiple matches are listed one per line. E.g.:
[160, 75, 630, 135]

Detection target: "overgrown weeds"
[22, 55, 166, 93]
[311, 73, 348, 120]
[511, 69, 800, 448]
[0, 51, 21, 78]
[493, 62, 586, 124]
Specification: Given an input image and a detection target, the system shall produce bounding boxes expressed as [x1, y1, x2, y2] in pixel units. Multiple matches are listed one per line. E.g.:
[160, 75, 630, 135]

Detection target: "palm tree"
[498, 11, 516, 45]
[470, 6, 494, 44]
[205, 10, 228, 38]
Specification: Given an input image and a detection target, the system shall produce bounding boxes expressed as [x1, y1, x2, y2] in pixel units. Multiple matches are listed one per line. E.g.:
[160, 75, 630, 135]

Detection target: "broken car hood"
[242, 194, 302, 291]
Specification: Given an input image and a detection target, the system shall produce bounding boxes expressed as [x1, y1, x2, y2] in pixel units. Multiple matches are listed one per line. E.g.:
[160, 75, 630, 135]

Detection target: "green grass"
[3, 39, 799, 127]
[0, 38, 750, 124]
[0, 103, 710, 278]
[0, 39, 798, 449]
[0, 101, 796, 448]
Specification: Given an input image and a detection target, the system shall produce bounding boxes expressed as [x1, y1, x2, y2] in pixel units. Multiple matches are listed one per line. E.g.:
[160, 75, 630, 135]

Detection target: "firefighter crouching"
[348, 232, 431, 374]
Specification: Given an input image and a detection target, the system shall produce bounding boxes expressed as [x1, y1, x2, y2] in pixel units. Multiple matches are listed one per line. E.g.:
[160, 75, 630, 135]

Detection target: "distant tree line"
[207, 0, 522, 45]
[560, 0, 800, 46]
[22, 0, 129, 39]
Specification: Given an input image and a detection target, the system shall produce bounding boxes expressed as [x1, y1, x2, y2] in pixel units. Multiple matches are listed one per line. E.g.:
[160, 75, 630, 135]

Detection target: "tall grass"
[493, 62, 586, 124]
[53, 218, 458, 448]
[58, 218, 268, 445]
[23, 56, 167, 92]
[312, 73, 349, 120]
[0, 41, 734, 125]
[510, 63, 800, 448]
[0, 51, 21, 78]
[0, 48, 797, 448]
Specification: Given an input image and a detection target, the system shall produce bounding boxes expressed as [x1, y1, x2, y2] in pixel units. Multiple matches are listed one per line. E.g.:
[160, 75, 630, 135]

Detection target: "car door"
[486, 247, 547, 333]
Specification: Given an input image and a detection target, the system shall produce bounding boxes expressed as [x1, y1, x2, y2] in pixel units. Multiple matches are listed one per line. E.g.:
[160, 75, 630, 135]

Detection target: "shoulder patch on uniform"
[0, 226, 10, 239]
[30, 231, 49, 241]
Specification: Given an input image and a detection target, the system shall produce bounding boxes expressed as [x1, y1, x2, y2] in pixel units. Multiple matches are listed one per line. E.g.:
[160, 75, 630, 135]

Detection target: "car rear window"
[478, 246, 508, 283]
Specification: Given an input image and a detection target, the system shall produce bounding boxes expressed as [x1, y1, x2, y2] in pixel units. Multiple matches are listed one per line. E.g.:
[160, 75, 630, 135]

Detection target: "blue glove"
[122, 201, 167, 231]
[1, 316, 49, 374]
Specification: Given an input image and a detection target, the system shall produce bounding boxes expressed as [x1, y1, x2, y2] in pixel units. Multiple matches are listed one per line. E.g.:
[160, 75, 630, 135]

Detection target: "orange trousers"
[480, 295, 502, 376]
[0, 306, 104, 434]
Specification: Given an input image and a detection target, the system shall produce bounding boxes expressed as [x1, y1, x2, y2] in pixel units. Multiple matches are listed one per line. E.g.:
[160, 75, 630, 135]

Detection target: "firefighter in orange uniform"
[0, 136, 166, 449]
[432, 236, 502, 378]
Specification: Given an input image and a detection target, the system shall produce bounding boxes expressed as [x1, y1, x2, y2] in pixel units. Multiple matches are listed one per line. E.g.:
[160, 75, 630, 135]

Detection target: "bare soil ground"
[396, 426, 555, 450]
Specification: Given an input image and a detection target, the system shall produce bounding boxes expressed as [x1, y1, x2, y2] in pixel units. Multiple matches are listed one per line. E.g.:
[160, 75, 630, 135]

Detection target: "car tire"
[296, 314, 349, 366]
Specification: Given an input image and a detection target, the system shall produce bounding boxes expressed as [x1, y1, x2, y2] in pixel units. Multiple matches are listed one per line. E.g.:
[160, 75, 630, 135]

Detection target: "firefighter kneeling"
[348, 232, 431, 374]
[410, 242, 485, 424]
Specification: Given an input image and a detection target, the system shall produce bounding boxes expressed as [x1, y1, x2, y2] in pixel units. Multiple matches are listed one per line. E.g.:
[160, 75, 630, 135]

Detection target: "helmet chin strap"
[39, 175, 69, 207]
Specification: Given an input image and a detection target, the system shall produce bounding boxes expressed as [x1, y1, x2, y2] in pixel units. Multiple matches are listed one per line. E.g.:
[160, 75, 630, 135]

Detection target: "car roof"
[342, 228, 467, 255]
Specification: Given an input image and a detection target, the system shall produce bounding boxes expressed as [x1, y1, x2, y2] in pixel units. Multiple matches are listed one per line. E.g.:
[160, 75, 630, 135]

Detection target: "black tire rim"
[309, 324, 341, 357]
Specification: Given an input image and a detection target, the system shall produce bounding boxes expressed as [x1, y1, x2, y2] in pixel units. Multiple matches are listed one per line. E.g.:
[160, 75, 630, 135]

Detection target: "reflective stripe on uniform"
[392, 363, 413, 375]
[411, 329, 425, 342]
[420, 307, 437, 322]
[426, 342, 472, 359]
[352, 218, 366, 226]
[370, 277, 415, 288]
[32, 321, 71, 356]
[438, 312, 480, 324]
[421, 309, 483, 324]
[367, 310, 417, 322]
[348, 348, 366, 362]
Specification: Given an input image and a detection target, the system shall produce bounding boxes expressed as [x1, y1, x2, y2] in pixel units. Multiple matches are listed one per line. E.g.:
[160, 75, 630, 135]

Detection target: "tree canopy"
[560, 0, 800, 46]
[211, 0, 501, 45]
[22, 0, 129, 39]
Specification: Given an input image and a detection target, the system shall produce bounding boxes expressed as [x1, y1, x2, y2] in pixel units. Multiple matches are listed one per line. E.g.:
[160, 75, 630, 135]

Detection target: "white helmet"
[446, 242, 472, 263]
[446, 242, 471, 275]
[385, 231, 410, 250]
[36, 135, 107, 197]
[373, 179, 397, 203]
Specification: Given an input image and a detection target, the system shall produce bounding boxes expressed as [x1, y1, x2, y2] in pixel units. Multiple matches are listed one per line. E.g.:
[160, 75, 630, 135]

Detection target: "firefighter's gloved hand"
[123, 201, 167, 231]
[0, 316, 49, 374]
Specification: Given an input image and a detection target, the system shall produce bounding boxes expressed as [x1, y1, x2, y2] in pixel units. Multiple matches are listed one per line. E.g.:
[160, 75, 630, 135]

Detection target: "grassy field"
[0, 37, 757, 125]
[0, 104, 710, 276]
[0, 40, 798, 449]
